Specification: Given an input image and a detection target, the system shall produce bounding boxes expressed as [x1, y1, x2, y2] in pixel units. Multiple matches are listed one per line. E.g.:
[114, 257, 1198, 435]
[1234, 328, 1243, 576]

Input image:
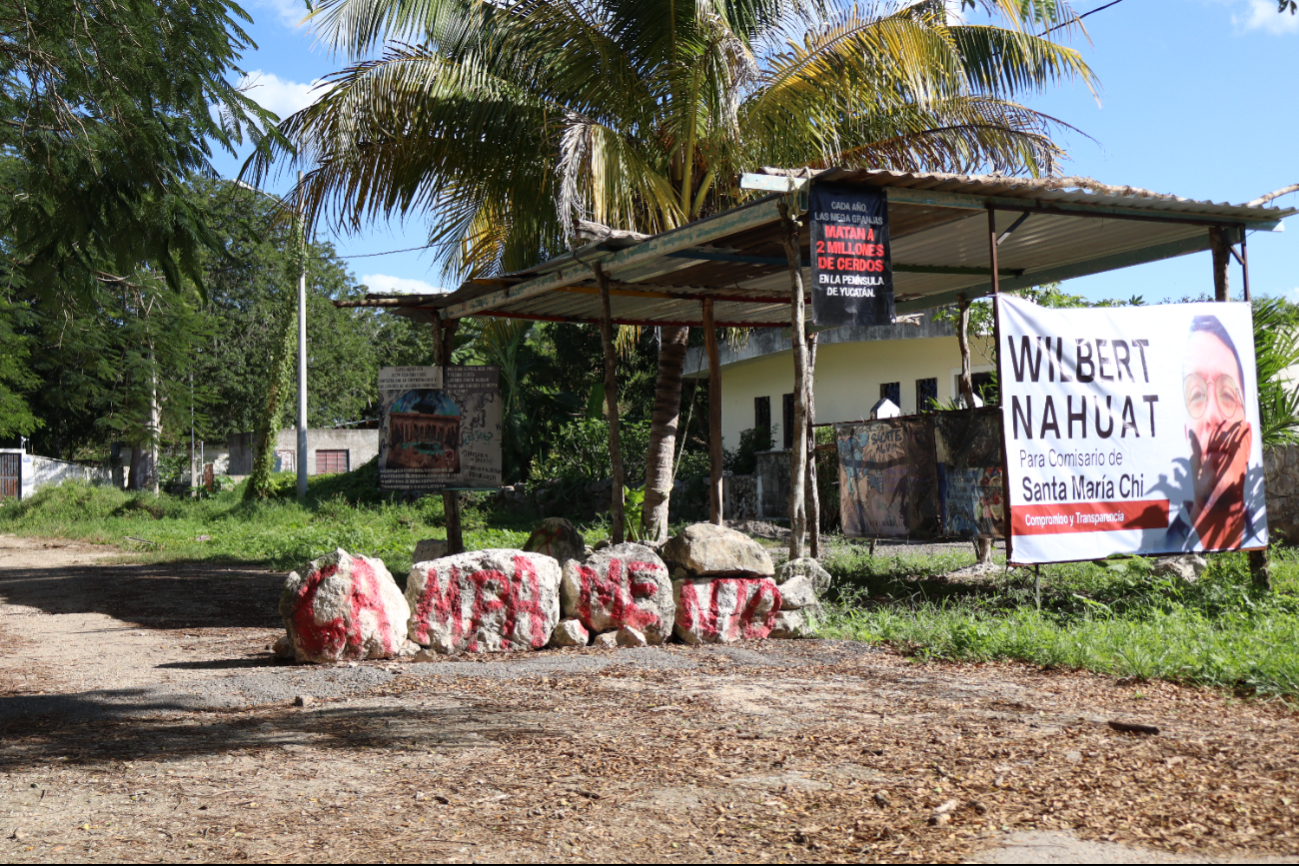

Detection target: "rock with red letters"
[405, 550, 561, 654]
[278, 549, 416, 663]
[672, 576, 782, 644]
[559, 543, 674, 645]
[662, 523, 774, 578]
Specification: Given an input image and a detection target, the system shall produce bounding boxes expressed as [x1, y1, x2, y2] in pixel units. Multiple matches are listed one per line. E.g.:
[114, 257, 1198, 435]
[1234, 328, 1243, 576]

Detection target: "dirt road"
[0, 534, 1295, 864]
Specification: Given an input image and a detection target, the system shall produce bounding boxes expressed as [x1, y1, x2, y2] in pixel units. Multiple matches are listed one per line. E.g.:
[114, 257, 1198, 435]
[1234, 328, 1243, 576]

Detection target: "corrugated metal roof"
[342, 170, 1294, 327]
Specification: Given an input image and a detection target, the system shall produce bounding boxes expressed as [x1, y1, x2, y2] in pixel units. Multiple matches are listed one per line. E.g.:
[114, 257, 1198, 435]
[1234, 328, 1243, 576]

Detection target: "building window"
[754, 395, 771, 433]
[916, 377, 938, 412]
[972, 371, 996, 404]
[316, 450, 349, 475]
[879, 381, 901, 409]
[783, 393, 795, 450]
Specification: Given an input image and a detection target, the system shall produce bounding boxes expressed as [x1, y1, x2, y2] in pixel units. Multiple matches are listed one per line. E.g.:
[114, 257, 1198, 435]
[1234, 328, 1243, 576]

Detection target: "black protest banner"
[810, 182, 893, 327]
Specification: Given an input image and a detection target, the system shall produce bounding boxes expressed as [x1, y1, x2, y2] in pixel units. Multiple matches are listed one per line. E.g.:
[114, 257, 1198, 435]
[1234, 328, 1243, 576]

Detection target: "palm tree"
[247, 0, 1093, 537]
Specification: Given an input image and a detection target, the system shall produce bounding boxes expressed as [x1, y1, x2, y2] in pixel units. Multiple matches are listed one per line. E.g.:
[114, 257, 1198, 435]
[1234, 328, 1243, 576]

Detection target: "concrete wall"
[0, 450, 111, 499]
[227, 429, 380, 476]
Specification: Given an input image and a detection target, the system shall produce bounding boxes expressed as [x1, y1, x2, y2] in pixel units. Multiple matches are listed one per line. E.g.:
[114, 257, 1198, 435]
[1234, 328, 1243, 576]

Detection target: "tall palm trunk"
[643, 325, 690, 542]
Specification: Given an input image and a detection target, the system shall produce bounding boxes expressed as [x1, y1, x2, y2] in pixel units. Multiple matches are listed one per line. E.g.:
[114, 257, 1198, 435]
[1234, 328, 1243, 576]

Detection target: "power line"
[1038, 0, 1125, 37]
[337, 244, 433, 259]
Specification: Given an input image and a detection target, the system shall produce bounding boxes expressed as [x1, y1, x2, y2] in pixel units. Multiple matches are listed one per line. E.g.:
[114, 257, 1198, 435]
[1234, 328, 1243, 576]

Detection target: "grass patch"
[0, 465, 590, 576]
[816, 544, 1299, 698]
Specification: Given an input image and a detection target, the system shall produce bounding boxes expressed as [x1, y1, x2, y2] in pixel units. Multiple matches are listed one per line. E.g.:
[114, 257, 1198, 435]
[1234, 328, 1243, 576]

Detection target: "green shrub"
[529, 418, 653, 486]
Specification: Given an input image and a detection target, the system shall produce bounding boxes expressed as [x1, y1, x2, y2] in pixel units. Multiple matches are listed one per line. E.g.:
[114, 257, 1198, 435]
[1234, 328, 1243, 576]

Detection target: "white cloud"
[251, 0, 311, 29]
[361, 274, 445, 295]
[238, 70, 330, 119]
[1234, 0, 1299, 33]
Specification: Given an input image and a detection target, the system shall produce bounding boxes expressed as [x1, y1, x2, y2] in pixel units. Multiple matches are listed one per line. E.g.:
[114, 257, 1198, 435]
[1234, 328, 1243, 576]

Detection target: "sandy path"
[0, 534, 1295, 864]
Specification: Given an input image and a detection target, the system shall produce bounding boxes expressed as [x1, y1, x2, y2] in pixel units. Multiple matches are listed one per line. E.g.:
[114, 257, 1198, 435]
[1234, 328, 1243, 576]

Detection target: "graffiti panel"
[934, 409, 1005, 539]
[835, 417, 939, 538]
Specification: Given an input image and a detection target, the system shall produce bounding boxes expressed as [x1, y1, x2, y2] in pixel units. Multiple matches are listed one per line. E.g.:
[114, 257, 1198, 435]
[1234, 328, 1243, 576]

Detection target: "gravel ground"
[0, 534, 1295, 865]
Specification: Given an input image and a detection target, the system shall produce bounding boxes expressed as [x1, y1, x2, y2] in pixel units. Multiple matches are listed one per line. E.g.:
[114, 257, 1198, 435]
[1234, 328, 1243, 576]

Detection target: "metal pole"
[190, 370, 195, 498]
[296, 170, 309, 501]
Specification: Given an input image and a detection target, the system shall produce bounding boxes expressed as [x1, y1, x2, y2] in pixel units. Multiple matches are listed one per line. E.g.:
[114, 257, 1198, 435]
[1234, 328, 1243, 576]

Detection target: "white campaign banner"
[997, 296, 1267, 564]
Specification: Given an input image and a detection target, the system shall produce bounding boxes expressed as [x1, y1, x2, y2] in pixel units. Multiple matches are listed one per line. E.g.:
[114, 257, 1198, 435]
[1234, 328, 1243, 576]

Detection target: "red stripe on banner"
[1012, 500, 1170, 536]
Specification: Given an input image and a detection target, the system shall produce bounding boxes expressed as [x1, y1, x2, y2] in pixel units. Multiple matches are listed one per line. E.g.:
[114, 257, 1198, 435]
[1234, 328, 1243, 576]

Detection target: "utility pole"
[296, 170, 309, 501]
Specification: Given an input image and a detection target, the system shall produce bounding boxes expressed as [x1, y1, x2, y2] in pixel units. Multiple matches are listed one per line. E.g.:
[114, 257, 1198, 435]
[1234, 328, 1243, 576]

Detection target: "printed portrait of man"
[1168, 315, 1259, 550]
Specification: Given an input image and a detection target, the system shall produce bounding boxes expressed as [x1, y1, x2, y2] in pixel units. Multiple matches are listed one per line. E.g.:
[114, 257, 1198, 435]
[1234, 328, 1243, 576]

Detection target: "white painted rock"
[560, 543, 674, 644]
[768, 609, 816, 640]
[776, 574, 820, 611]
[523, 517, 586, 567]
[413, 538, 448, 564]
[615, 626, 647, 647]
[1152, 554, 1208, 584]
[776, 557, 832, 596]
[278, 549, 415, 663]
[673, 577, 782, 644]
[405, 550, 561, 653]
[592, 631, 619, 648]
[662, 523, 774, 577]
[549, 618, 589, 648]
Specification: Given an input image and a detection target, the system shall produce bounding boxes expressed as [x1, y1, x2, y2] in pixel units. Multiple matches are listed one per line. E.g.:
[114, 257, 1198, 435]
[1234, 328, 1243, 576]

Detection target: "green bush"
[529, 418, 653, 486]
[723, 425, 772, 475]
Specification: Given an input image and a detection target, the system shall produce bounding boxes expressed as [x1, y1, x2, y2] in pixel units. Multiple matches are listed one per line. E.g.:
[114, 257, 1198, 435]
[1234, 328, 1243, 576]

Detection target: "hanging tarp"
[378, 365, 503, 492]
[997, 295, 1268, 564]
[809, 182, 894, 327]
[835, 417, 938, 537]
[934, 409, 1005, 539]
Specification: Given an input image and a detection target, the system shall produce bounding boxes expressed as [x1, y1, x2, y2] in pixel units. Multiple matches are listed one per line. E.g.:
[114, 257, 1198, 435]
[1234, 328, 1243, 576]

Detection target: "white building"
[683, 310, 987, 449]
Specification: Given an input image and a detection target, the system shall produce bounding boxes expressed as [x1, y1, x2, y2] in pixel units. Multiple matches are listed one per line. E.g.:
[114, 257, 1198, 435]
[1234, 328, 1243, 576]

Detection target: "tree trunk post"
[435, 317, 465, 554]
[1209, 227, 1231, 303]
[988, 207, 1012, 561]
[595, 264, 626, 544]
[148, 347, 160, 496]
[806, 330, 821, 559]
[702, 300, 724, 525]
[643, 326, 690, 542]
[779, 200, 808, 560]
[956, 293, 977, 409]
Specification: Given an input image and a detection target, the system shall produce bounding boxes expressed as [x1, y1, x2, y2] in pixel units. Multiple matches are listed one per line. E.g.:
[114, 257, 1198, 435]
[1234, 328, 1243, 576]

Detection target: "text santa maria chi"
[1005, 334, 1158, 441]
[1021, 472, 1148, 503]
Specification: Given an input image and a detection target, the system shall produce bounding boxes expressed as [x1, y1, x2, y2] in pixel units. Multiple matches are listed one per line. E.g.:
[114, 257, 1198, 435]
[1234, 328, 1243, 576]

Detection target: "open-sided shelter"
[341, 169, 1296, 555]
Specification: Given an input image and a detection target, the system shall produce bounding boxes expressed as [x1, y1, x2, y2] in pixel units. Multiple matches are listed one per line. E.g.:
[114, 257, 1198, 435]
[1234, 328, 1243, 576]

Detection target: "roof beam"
[894, 233, 1214, 314]
[440, 197, 785, 319]
[885, 187, 1284, 230]
[663, 249, 1021, 277]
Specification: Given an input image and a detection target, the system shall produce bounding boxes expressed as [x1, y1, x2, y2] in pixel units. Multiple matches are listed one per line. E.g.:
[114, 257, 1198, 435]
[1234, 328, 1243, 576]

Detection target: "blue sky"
[211, 0, 1299, 301]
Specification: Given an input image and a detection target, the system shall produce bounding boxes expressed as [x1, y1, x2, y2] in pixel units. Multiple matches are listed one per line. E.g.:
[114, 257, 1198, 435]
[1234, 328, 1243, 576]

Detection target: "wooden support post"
[806, 330, 821, 560]
[596, 264, 626, 544]
[956, 293, 977, 409]
[1213, 229, 1270, 589]
[702, 299, 724, 525]
[1209, 227, 1231, 302]
[988, 207, 1012, 563]
[435, 317, 464, 554]
[779, 200, 808, 560]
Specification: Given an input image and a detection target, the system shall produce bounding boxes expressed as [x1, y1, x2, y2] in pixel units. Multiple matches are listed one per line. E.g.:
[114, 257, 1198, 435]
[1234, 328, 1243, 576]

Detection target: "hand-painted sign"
[378, 365, 502, 491]
[997, 296, 1267, 564]
[835, 417, 938, 537]
[810, 182, 893, 327]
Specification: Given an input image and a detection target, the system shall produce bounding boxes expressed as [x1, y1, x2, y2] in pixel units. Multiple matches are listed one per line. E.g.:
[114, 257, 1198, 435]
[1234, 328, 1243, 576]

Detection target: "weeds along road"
[0, 533, 1295, 864]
